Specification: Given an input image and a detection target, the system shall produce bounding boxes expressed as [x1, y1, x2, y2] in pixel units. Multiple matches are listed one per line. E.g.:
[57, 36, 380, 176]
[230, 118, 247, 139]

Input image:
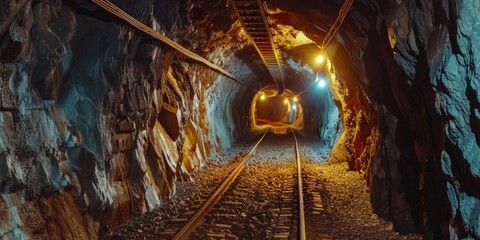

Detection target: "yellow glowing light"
[316, 54, 325, 64]
[293, 96, 298, 102]
[260, 94, 266, 100]
[284, 98, 289, 104]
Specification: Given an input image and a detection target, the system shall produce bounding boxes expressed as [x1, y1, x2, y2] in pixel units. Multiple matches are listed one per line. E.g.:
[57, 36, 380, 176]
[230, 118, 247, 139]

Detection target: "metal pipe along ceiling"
[91, 0, 255, 91]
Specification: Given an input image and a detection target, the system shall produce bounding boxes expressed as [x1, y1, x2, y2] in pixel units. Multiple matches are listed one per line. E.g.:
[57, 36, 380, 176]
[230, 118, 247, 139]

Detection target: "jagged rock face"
[353, 0, 479, 238]
[270, 0, 479, 238]
[318, 0, 478, 238]
[0, 0, 256, 238]
[0, 0, 478, 239]
[382, 1, 479, 238]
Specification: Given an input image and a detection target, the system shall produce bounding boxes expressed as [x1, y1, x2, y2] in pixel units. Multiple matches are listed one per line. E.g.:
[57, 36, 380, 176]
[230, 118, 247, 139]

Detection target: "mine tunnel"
[0, 0, 479, 239]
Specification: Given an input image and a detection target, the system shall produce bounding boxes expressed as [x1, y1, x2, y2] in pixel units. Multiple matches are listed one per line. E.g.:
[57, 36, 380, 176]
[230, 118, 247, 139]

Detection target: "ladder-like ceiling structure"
[228, 0, 286, 94]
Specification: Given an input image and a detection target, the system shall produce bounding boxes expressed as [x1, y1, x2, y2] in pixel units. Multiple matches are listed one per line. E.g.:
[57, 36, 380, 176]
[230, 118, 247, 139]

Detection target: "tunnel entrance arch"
[250, 87, 304, 134]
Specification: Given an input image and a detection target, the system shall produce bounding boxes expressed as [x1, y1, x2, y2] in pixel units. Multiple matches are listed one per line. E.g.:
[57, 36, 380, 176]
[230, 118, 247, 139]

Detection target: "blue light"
[318, 78, 327, 88]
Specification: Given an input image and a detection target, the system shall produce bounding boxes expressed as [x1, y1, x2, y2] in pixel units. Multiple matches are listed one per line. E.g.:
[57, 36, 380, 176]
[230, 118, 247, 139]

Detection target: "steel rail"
[291, 129, 306, 240]
[255, 0, 285, 94]
[89, 0, 254, 90]
[172, 131, 269, 240]
[227, 0, 285, 94]
[227, 0, 275, 90]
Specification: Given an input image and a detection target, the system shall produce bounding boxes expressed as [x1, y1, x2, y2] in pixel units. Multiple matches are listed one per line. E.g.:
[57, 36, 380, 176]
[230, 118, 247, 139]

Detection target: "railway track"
[156, 131, 330, 240]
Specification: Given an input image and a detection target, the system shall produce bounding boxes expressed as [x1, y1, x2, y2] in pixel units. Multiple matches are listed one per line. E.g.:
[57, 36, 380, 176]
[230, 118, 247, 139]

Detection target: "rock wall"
[205, 75, 250, 154]
[381, 0, 480, 238]
[316, 78, 343, 154]
[328, 0, 480, 238]
[0, 0, 255, 238]
[268, 0, 479, 238]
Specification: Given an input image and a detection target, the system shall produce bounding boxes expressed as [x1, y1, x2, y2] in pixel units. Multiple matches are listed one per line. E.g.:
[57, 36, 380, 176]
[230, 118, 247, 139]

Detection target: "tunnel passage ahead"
[251, 88, 303, 134]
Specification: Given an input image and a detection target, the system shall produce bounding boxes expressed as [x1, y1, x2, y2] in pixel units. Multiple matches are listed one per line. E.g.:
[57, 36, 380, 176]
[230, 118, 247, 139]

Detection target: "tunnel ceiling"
[165, 0, 352, 94]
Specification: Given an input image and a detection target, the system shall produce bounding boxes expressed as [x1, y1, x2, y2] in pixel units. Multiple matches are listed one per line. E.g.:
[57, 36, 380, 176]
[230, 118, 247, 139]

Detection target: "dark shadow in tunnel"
[233, 46, 277, 88]
[256, 96, 290, 123]
[158, 108, 180, 140]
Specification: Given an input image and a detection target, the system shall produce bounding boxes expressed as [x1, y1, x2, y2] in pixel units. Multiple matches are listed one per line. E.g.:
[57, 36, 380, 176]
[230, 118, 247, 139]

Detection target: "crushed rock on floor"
[303, 160, 423, 240]
[102, 134, 423, 240]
